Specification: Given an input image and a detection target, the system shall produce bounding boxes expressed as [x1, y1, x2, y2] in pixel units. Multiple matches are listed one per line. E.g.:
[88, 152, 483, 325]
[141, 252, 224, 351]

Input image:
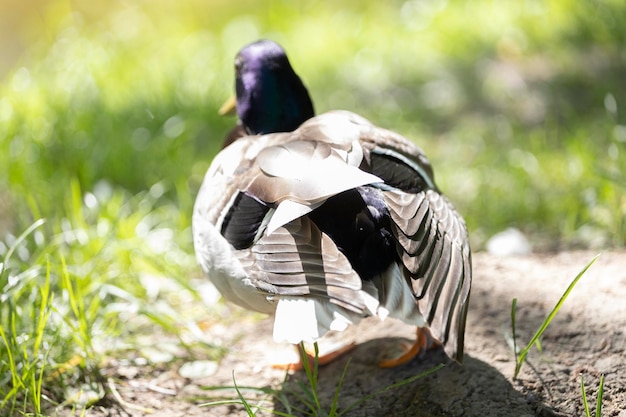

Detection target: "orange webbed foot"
[378, 327, 440, 368]
[272, 341, 357, 371]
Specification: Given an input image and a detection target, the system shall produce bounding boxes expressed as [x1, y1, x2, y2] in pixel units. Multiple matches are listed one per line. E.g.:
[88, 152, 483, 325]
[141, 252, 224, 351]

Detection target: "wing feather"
[383, 187, 471, 361]
[236, 216, 379, 315]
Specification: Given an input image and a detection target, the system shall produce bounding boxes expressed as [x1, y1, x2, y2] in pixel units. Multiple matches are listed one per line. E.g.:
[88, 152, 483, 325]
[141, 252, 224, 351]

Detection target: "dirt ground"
[83, 250, 626, 417]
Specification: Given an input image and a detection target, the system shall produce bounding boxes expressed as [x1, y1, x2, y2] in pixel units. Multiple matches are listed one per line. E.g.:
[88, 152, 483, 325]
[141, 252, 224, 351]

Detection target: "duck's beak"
[218, 95, 237, 116]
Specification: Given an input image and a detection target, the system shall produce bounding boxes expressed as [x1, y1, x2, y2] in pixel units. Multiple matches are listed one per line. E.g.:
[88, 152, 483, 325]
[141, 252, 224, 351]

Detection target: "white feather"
[266, 200, 319, 235]
[273, 298, 320, 343]
[273, 297, 365, 344]
[315, 112, 366, 144]
[192, 215, 273, 314]
[377, 265, 426, 326]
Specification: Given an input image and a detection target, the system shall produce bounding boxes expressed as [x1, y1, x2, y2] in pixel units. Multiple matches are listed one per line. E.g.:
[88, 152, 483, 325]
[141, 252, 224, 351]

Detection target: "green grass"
[509, 255, 603, 415]
[0, 183, 211, 415]
[200, 342, 444, 416]
[0, 0, 625, 415]
[581, 373, 604, 417]
[0, 221, 51, 415]
[510, 255, 599, 379]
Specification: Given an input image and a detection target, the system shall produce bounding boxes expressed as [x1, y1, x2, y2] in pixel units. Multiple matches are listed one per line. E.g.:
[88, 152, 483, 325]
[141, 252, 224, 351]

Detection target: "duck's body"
[192, 40, 471, 364]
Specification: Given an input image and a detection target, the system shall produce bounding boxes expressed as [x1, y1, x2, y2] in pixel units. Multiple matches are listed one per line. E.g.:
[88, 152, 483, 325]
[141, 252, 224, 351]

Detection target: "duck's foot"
[378, 327, 440, 368]
[272, 342, 357, 371]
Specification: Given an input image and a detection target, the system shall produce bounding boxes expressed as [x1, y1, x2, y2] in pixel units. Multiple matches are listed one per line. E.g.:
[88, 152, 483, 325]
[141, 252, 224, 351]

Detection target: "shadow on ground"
[273, 339, 555, 417]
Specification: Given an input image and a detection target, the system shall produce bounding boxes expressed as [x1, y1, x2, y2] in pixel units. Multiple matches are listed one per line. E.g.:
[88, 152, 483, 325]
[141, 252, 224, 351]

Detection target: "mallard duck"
[193, 40, 471, 366]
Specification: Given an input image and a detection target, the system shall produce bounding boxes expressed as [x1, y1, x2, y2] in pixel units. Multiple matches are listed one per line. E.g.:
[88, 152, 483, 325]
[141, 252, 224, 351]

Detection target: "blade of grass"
[1, 219, 46, 267]
[338, 363, 445, 416]
[596, 374, 604, 417]
[59, 255, 97, 362]
[200, 382, 305, 415]
[283, 382, 316, 416]
[210, 372, 297, 417]
[232, 371, 256, 417]
[513, 255, 600, 378]
[581, 375, 591, 417]
[28, 260, 53, 414]
[328, 358, 351, 417]
[200, 385, 277, 395]
[32, 259, 53, 361]
[299, 342, 321, 412]
[511, 297, 518, 359]
[0, 323, 22, 409]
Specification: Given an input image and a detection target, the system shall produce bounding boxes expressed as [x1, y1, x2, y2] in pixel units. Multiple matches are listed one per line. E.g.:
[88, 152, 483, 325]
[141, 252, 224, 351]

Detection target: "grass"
[201, 342, 445, 417]
[0, 183, 211, 415]
[581, 374, 605, 417]
[510, 254, 599, 379]
[509, 254, 607, 415]
[0, 226, 52, 413]
[0, 0, 624, 415]
[0, 220, 50, 415]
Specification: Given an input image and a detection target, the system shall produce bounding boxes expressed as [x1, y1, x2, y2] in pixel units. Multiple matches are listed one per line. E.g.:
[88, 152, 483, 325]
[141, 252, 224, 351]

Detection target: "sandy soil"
[81, 250, 626, 417]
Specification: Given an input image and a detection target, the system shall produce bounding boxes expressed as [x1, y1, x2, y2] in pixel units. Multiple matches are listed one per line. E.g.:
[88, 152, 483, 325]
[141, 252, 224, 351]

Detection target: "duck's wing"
[355, 117, 472, 362]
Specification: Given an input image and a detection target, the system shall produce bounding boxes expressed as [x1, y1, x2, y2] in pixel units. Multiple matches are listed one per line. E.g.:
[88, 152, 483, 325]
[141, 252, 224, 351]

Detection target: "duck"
[192, 39, 472, 367]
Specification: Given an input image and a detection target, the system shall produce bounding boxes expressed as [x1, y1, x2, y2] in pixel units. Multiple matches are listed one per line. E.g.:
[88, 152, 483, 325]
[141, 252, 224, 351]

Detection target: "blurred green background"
[2, 0, 624, 248]
[0, 0, 624, 414]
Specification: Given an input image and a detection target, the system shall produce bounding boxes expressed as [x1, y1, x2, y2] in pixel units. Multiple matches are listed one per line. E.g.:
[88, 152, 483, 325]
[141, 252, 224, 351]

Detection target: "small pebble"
[178, 360, 219, 379]
[486, 228, 531, 256]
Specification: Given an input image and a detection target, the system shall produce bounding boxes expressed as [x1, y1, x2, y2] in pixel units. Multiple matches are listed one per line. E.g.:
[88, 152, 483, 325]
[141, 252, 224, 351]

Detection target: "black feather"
[221, 192, 269, 250]
[368, 152, 429, 193]
[309, 187, 396, 280]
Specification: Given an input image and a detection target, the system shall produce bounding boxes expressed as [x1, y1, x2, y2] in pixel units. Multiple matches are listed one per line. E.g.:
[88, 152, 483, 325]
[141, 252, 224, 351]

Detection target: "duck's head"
[232, 39, 314, 135]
